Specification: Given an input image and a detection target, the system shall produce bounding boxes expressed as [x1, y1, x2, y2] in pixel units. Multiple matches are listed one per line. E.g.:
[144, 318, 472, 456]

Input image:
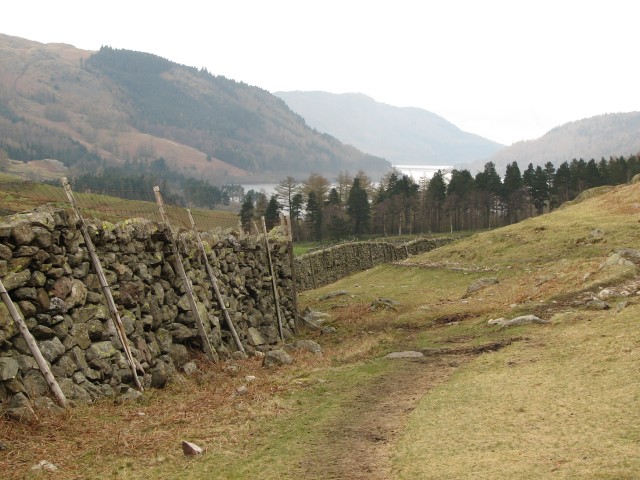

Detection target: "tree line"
[69, 158, 243, 209]
[239, 155, 640, 241]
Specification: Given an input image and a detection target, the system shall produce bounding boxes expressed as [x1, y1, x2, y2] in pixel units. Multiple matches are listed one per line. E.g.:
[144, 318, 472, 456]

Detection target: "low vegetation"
[2, 181, 640, 478]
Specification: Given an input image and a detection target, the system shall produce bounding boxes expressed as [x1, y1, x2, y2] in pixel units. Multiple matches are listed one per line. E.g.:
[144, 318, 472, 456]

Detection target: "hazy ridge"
[476, 112, 640, 173]
[274, 91, 505, 166]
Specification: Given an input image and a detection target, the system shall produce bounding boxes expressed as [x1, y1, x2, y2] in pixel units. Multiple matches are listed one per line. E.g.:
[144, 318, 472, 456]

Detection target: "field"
[0, 173, 238, 230]
[2, 181, 640, 478]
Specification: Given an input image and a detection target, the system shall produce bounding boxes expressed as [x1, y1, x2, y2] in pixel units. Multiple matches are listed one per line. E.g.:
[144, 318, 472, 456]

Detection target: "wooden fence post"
[61, 178, 144, 391]
[237, 220, 245, 241]
[154, 187, 218, 362]
[261, 217, 284, 341]
[0, 278, 68, 407]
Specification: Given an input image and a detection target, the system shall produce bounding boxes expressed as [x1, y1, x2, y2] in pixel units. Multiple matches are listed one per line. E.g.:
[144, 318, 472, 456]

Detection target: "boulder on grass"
[262, 349, 294, 368]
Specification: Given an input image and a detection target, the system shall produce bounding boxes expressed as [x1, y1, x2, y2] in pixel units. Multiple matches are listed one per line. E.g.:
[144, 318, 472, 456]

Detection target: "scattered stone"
[321, 326, 337, 334]
[31, 460, 58, 472]
[319, 290, 348, 301]
[490, 315, 549, 327]
[465, 277, 499, 296]
[303, 310, 331, 323]
[487, 318, 507, 325]
[33, 397, 63, 412]
[5, 392, 36, 422]
[245, 375, 256, 382]
[182, 361, 198, 375]
[262, 349, 294, 368]
[616, 301, 629, 312]
[384, 351, 424, 359]
[236, 385, 248, 395]
[293, 339, 323, 355]
[598, 288, 615, 300]
[601, 248, 640, 268]
[182, 440, 204, 456]
[231, 351, 249, 361]
[223, 364, 240, 377]
[115, 387, 143, 404]
[370, 298, 400, 311]
[586, 299, 610, 310]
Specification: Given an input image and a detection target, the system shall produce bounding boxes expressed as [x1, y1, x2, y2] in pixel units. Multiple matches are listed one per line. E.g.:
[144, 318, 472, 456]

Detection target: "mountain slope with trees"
[0, 34, 390, 185]
[274, 91, 504, 166]
[476, 112, 640, 173]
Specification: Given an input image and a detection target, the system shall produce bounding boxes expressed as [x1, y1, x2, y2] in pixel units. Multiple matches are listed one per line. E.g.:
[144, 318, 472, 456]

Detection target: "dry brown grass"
[0, 351, 330, 479]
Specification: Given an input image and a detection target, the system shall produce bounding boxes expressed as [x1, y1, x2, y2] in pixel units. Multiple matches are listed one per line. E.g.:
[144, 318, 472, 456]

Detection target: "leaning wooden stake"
[237, 220, 245, 240]
[61, 178, 144, 392]
[187, 209, 245, 354]
[154, 187, 217, 362]
[280, 214, 299, 332]
[0, 278, 68, 408]
[261, 217, 284, 341]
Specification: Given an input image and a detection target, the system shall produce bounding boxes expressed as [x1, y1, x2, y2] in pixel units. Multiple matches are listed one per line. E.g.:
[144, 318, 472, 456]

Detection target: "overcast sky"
[3, 0, 639, 145]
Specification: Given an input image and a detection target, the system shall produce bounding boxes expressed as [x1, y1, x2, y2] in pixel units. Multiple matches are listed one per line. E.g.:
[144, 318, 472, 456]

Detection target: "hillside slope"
[476, 112, 640, 173]
[4, 180, 640, 478]
[0, 34, 390, 182]
[274, 91, 504, 166]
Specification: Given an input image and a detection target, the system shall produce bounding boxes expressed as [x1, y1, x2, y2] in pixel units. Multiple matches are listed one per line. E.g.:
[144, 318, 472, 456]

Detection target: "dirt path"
[301, 353, 472, 480]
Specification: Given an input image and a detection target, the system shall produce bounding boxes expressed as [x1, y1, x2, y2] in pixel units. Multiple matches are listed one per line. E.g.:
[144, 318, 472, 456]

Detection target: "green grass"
[292, 241, 319, 256]
[393, 305, 640, 479]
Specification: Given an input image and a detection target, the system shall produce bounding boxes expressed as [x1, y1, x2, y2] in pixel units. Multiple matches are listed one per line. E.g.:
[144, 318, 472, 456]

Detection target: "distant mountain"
[477, 112, 640, 174]
[0, 34, 390, 182]
[273, 91, 504, 166]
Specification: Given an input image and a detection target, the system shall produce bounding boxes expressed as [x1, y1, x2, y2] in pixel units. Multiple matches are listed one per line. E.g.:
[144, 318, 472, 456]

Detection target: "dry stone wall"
[0, 208, 295, 405]
[294, 237, 453, 291]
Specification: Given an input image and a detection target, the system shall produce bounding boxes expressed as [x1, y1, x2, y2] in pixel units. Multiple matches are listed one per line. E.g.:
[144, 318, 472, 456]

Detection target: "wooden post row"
[261, 217, 284, 341]
[61, 178, 144, 392]
[186, 209, 245, 354]
[154, 187, 218, 362]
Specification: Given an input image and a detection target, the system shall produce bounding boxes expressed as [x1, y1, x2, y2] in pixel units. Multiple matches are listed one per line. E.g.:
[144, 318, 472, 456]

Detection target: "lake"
[392, 164, 454, 182]
[240, 165, 453, 198]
